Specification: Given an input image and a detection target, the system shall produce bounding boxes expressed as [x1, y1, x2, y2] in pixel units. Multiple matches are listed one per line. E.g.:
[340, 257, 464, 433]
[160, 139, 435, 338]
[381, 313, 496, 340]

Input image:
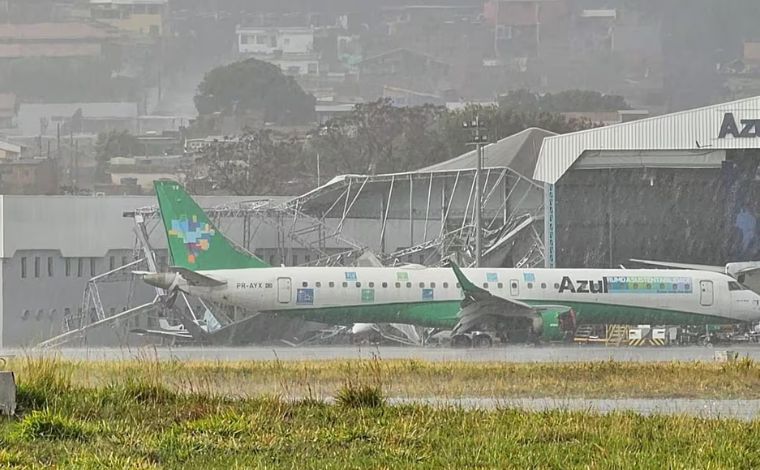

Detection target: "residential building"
[0, 141, 22, 160]
[235, 26, 321, 78]
[236, 26, 314, 56]
[0, 158, 58, 195]
[89, 0, 167, 37]
[0, 94, 17, 129]
[357, 48, 450, 101]
[745, 42, 760, 66]
[17, 102, 139, 136]
[0, 21, 117, 59]
[107, 154, 187, 191]
[483, 0, 568, 58]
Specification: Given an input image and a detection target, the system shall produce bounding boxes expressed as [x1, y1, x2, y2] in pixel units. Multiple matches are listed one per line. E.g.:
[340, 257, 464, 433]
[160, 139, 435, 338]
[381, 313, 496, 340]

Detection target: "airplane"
[140, 181, 760, 345]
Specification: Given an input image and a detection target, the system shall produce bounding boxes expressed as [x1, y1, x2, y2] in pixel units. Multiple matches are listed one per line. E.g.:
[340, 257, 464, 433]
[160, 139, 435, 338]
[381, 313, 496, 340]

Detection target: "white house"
[236, 26, 314, 56]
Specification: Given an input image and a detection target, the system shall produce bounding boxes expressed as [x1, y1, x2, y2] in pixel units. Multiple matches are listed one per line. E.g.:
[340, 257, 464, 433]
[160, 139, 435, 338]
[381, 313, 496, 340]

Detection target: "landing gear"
[451, 332, 493, 348]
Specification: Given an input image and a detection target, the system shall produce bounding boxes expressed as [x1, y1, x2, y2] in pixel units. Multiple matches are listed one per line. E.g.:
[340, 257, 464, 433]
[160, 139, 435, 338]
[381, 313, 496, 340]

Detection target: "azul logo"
[167, 216, 215, 264]
[718, 112, 760, 138]
[559, 276, 692, 294]
[558, 276, 608, 294]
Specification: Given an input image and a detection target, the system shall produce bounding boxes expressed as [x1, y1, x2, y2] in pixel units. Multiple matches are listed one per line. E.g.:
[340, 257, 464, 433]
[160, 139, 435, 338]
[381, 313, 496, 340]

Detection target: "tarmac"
[4, 344, 760, 362]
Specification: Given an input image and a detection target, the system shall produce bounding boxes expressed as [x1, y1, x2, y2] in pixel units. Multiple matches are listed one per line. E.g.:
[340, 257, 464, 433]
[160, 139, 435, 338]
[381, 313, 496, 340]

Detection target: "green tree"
[200, 128, 306, 196]
[194, 59, 316, 125]
[308, 99, 449, 176]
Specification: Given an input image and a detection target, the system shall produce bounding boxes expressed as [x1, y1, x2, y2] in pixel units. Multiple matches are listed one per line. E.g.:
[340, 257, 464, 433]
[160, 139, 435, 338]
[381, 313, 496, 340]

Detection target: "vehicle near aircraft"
[140, 181, 760, 346]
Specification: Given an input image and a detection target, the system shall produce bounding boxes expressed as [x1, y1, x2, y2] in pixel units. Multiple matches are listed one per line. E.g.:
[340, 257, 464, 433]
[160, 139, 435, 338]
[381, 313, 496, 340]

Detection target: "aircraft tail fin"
[154, 180, 269, 271]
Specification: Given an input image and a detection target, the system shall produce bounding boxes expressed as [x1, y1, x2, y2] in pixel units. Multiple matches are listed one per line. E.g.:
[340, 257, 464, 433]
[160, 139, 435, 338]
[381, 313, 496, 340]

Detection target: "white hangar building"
[534, 95, 760, 269]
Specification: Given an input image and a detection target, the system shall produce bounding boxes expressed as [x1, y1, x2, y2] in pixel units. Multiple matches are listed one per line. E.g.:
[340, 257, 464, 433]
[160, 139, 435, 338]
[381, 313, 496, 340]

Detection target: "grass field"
[5, 352, 760, 399]
[2, 355, 760, 468]
[0, 356, 760, 469]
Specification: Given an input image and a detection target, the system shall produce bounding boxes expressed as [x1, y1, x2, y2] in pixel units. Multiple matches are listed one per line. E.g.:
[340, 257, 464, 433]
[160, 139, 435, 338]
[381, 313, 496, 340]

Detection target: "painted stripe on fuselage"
[262, 299, 730, 328]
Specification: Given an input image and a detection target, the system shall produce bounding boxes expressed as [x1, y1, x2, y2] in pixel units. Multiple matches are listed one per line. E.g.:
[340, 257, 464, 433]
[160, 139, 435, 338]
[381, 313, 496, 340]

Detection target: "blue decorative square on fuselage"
[296, 288, 314, 305]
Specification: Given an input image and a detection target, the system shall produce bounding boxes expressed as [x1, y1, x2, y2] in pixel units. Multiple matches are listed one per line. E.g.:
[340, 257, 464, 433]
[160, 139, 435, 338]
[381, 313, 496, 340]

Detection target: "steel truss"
[38, 166, 544, 347]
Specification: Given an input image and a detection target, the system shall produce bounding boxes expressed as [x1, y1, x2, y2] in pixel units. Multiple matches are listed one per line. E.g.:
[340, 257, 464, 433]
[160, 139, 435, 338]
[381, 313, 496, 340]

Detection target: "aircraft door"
[699, 280, 714, 306]
[510, 279, 519, 297]
[277, 277, 292, 304]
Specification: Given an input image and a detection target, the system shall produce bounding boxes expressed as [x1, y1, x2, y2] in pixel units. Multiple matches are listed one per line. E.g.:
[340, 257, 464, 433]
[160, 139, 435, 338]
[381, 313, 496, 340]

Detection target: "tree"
[199, 128, 307, 196]
[94, 130, 143, 182]
[194, 58, 316, 125]
[308, 98, 449, 177]
[439, 104, 602, 158]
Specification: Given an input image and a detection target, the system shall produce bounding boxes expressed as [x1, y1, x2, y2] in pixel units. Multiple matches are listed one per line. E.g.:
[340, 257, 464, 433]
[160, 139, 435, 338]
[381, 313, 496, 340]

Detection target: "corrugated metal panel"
[534, 95, 760, 184]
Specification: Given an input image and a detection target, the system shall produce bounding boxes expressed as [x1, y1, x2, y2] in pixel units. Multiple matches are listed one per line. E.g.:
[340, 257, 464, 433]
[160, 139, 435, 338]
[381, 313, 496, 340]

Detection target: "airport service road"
[7, 344, 760, 362]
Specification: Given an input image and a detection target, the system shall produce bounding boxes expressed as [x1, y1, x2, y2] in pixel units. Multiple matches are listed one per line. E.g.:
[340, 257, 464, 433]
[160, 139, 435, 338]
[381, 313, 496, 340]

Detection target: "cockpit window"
[728, 281, 743, 291]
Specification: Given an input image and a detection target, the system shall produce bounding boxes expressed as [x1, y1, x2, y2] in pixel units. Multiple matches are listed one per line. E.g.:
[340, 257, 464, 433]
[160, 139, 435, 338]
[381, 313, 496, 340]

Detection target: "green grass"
[2, 355, 760, 467]
[6, 353, 760, 399]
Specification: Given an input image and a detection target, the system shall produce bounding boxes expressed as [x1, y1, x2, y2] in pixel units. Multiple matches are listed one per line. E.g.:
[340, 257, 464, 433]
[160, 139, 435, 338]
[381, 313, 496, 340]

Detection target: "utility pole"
[463, 115, 489, 267]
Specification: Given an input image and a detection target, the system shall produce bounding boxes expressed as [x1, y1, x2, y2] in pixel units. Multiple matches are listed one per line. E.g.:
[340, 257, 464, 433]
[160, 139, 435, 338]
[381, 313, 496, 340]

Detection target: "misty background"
[0, 0, 758, 195]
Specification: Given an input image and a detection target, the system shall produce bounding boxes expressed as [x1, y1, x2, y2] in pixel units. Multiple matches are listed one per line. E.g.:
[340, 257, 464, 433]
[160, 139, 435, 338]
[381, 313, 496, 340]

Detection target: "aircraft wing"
[628, 258, 725, 273]
[129, 328, 193, 340]
[449, 262, 539, 334]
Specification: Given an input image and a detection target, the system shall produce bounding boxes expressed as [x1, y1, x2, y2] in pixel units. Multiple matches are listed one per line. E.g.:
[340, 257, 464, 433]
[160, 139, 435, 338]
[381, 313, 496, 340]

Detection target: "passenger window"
[483, 283, 489, 289]
[342, 282, 348, 288]
[382, 282, 388, 288]
[329, 281, 335, 288]
[431, 282, 436, 288]
[419, 282, 425, 288]
[369, 282, 375, 288]
[395, 282, 401, 288]
[356, 282, 361, 288]
[406, 282, 412, 288]
[456, 283, 461, 288]
[527, 283, 533, 289]
[443, 282, 449, 288]
[511, 282, 518, 289]
[497, 282, 503, 289]
[316, 282, 322, 288]
[302, 281, 308, 287]
[541, 283, 547, 289]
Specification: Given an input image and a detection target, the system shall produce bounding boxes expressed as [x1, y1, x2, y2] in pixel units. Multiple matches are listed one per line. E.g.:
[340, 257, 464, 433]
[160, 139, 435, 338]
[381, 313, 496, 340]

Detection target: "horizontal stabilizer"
[169, 267, 227, 287]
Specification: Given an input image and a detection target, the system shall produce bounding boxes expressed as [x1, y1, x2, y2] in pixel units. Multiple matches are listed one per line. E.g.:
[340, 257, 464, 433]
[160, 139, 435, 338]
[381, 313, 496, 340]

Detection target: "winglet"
[449, 261, 480, 293]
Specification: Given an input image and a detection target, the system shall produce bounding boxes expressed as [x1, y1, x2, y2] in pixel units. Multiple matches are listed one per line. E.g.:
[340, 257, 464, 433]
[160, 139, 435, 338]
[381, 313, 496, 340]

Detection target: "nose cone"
[143, 272, 175, 289]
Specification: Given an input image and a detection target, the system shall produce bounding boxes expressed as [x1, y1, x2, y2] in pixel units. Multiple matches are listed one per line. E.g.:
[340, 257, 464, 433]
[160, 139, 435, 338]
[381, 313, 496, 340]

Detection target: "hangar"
[535, 95, 760, 269]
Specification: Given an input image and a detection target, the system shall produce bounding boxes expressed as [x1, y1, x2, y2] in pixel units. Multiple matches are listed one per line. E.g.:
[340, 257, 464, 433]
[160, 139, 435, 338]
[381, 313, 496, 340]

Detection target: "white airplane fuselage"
[153, 266, 760, 328]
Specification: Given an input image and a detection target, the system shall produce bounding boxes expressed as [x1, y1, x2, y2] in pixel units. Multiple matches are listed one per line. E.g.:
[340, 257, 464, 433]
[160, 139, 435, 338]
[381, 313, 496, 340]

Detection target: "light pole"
[463, 115, 489, 267]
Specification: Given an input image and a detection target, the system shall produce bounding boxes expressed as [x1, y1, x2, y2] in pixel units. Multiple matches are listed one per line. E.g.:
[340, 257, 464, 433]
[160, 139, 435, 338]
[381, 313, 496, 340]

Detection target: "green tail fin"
[154, 180, 270, 270]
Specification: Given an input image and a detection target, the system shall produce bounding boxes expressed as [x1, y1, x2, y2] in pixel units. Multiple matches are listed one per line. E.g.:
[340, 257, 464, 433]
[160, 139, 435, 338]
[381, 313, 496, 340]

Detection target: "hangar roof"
[534, 95, 760, 184]
[418, 127, 555, 178]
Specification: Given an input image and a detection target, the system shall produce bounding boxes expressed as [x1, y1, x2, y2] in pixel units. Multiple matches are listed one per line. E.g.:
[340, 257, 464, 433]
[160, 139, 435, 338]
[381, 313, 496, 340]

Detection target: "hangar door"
[699, 280, 713, 306]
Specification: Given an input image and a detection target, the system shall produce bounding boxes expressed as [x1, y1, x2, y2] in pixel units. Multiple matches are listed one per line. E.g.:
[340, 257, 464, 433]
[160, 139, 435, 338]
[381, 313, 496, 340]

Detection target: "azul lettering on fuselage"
[558, 276, 693, 294]
[718, 113, 760, 139]
[558, 277, 608, 294]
